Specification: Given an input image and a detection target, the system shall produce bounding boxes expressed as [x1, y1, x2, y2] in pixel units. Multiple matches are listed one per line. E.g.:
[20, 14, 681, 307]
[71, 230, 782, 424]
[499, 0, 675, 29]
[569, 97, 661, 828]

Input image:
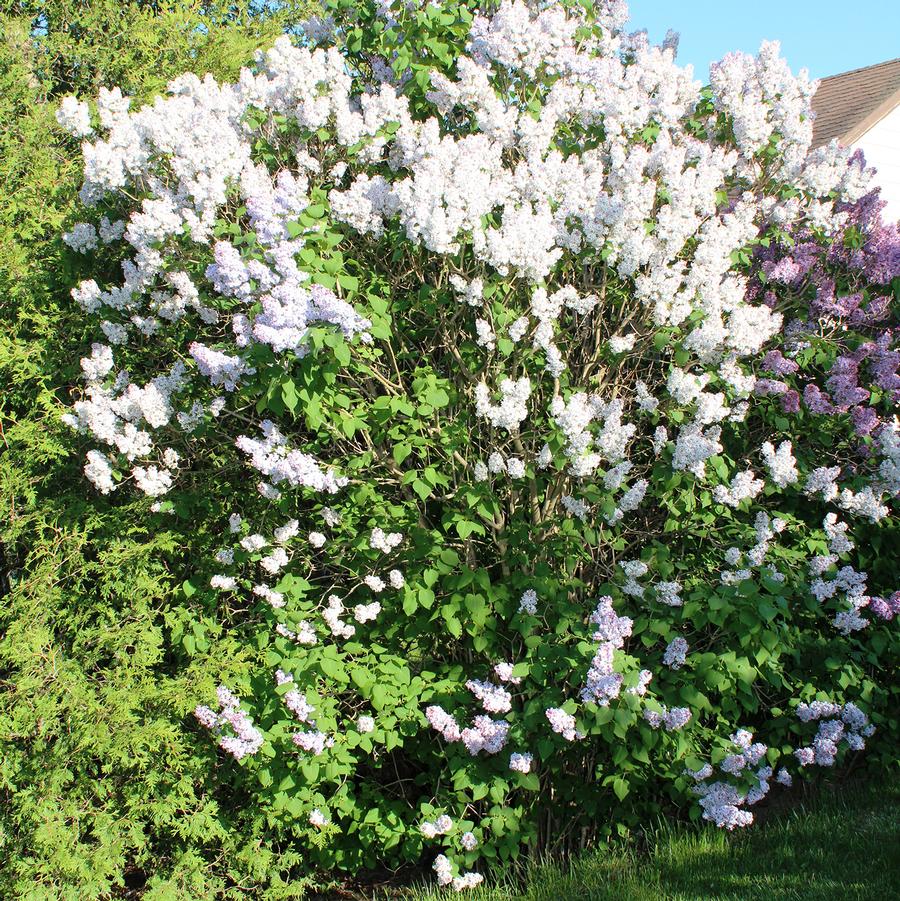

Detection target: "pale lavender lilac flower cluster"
[194, 686, 264, 760]
[794, 700, 874, 766]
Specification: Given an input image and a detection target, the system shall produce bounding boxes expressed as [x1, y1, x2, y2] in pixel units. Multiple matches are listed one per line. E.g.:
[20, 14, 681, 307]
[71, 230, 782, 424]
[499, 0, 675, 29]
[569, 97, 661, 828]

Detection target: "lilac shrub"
[57, 0, 898, 888]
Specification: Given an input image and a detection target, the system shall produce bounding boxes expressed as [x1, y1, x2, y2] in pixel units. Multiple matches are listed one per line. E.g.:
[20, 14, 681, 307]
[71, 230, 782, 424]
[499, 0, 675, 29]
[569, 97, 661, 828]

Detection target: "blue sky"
[628, 1, 900, 81]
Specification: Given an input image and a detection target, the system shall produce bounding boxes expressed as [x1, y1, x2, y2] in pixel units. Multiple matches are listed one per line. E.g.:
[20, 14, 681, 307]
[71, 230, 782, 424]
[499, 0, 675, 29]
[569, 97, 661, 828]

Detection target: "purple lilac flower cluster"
[869, 590, 900, 621]
[750, 188, 900, 440]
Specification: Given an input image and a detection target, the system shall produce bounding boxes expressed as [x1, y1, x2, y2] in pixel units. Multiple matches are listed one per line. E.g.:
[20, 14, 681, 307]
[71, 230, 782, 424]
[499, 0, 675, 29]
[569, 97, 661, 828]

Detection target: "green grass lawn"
[388, 777, 900, 901]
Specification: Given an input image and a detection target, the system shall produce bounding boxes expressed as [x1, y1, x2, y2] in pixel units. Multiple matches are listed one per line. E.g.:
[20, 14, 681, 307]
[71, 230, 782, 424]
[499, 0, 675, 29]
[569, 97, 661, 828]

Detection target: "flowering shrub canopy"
[58, 0, 899, 887]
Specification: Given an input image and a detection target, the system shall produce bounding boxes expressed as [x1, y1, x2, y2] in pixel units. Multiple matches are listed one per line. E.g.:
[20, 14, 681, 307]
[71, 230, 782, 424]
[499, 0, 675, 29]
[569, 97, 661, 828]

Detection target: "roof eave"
[842, 84, 900, 145]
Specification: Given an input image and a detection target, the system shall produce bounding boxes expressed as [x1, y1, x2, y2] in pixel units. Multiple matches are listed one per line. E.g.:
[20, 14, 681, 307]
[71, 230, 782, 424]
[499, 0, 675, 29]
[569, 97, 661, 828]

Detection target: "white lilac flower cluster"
[662, 637, 688, 670]
[63, 353, 188, 495]
[760, 440, 799, 488]
[545, 707, 582, 742]
[209, 574, 237, 591]
[473, 377, 531, 433]
[194, 686, 264, 761]
[619, 556, 677, 604]
[642, 705, 692, 732]
[807, 514, 876, 633]
[274, 671, 334, 756]
[620, 559, 648, 598]
[460, 831, 478, 851]
[292, 728, 334, 756]
[275, 669, 315, 721]
[235, 421, 348, 495]
[465, 679, 513, 714]
[213, 492, 405, 661]
[56, 95, 93, 138]
[654, 580, 683, 607]
[473, 452, 528, 481]
[550, 393, 635, 479]
[353, 600, 381, 625]
[518, 588, 538, 615]
[713, 469, 764, 508]
[508, 751, 533, 773]
[433, 854, 484, 891]
[671, 423, 724, 479]
[357, 715, 375, 734]
[212, 513, 407, 651]
[276, 622, 317, 644]
[61, 61, 372, 500]
[626, 670, 654, 697]
[324, 595, 356, 639]
[421, 814, 454, 839]
[370, 527, 403, 552]
[561, 495, 590, 521]
[804, 466, 842, 503]
[309, 808, 329, 829]
[493, 661, 522, 685]
[425, 705, 510, 757]
[721, 512, 787, 585]
[720, 729, 769, 778]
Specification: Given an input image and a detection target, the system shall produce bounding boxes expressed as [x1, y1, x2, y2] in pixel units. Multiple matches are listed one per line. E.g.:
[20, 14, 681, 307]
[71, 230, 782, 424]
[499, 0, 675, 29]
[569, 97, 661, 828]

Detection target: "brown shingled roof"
[811, 57, 900, 148]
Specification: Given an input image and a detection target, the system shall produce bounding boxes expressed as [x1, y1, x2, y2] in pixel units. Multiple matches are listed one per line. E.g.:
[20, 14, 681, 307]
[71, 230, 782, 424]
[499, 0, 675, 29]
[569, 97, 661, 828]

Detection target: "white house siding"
[854, 104, 900, 222]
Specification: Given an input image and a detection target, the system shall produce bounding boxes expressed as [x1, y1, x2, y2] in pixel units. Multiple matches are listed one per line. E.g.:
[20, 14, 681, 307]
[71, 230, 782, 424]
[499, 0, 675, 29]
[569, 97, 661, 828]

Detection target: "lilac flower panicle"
[509, 752, 533, 773]
[545, 707, 580, 741]
[465, 678, 513, 714]
[460, 716, 510, 756]
[663, 637, 688, 669]
[194, 686, 263, 760]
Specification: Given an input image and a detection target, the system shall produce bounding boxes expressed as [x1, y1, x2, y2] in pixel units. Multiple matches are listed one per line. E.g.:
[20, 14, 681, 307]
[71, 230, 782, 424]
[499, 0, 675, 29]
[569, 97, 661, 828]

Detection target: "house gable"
[853, 104, 900, 219]
[811, 57, 900, 148]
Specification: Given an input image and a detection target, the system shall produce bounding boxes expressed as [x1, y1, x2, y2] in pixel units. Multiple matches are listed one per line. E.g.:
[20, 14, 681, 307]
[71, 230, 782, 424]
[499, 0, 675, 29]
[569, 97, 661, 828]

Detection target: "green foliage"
[2, 0, 310, 98]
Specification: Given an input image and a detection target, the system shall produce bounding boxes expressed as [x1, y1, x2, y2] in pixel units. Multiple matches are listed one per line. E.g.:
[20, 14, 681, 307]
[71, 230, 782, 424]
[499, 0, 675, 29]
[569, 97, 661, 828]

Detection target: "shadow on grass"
[387, 777, 900, 901]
